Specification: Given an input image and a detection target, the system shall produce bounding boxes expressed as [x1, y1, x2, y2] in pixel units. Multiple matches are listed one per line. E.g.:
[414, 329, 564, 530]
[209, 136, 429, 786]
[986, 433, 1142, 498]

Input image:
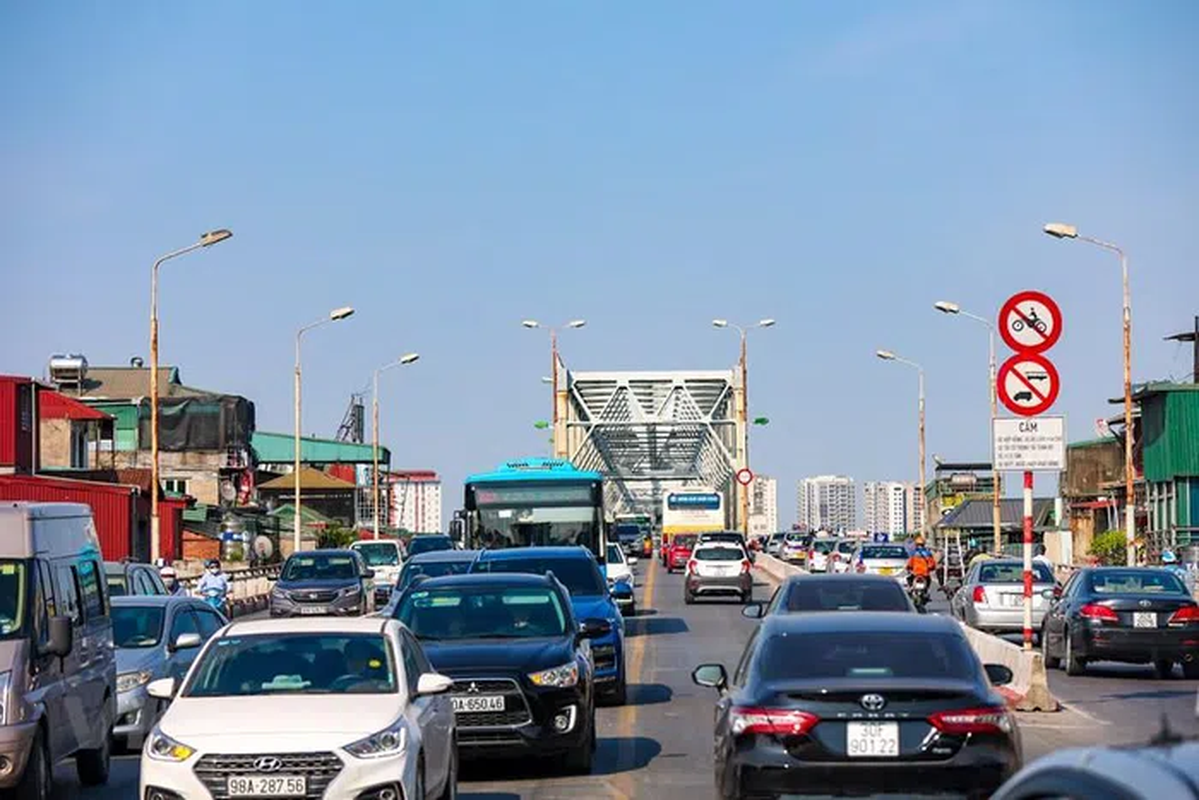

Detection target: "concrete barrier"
[956, 621, 1059, 712]
[755, 552, 809, 581]
[180, 564, 281, 619]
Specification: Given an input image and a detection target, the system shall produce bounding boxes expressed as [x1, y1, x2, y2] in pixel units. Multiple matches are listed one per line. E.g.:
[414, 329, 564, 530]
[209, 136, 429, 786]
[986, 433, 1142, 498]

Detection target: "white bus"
[660, 489, 725, 560]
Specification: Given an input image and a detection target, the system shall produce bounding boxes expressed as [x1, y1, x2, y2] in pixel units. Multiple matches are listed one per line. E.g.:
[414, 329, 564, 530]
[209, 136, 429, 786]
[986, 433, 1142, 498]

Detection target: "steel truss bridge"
[553, 368, 746, 526]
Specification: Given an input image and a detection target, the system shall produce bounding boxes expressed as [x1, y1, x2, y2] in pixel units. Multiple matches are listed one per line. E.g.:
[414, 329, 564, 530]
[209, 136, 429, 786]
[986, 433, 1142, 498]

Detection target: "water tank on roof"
[48, 354, 88, 387]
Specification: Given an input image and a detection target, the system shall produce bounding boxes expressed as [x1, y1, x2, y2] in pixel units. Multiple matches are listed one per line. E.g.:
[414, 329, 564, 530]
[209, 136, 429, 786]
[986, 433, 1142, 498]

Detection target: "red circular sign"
[999, 290, 1063, 354]
[998, 352, 1060, 417]
[736, 468, 754, 486]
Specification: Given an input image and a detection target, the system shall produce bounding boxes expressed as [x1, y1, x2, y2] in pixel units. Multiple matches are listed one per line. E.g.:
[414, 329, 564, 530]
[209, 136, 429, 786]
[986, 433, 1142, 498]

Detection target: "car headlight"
[528, 661, 579, 688]
[341, 585, 363, 597]
[117, 670, 153, 694]
[146, 729, 196, 762]
[344, 720, 408, 759]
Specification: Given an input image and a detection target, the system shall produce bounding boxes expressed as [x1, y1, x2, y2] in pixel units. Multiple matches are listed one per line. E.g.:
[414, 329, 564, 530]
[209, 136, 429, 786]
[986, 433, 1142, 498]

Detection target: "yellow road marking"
[611, 555, 657, 796]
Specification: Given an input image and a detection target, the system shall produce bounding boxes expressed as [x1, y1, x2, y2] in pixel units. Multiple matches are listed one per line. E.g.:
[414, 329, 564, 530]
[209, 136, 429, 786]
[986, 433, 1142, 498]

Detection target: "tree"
[317, 522, 358, 550]
[1089, 530, 1127, 566]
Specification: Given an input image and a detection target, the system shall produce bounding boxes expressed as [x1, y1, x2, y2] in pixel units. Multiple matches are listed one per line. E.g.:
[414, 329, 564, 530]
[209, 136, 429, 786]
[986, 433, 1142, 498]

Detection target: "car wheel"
[1183, 660, 1199, 680]
[1064, 629, 1086, 676]
[1154, 659, 1176, 679]
[607, 672, 628, 706]
[563, 722, 594, 774]
[1041, 626, 1061, 669]
[413, 755, 426, 800]
[684, 590, 695, 605]
[75, 704, 112, 787]
[15, 728, 50, 800]
[436, 739, 458, 800]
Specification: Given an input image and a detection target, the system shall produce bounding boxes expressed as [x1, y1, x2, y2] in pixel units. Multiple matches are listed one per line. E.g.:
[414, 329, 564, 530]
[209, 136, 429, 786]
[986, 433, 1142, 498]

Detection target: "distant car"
[111, 595, 226, 750]
[685, 543, 753, 605]
[406, 534, 456, 557]
[951, 559, 1057, 635]
[666, 533, 699, 572]
[139, 617, 458, 800]
[105, 560, 168, 597]
[1041, 566, 1199, 678]
[613, 524, 644, 558]
[780, 532, 810, 564]
[765, 533, 787, 557]
[829, 539, 858, 573]
[390, 550, 480, 601]
[269, 549, 376, 618]
[744, 574, 915, 618]
[991, 739, 1199, 800]
[807, 538, 839, 573]
[350, 539, 406, 605]
[604, 543, 636, 615]
[851, 543, 910, 579]
[471, 547, 628, 705]
[393, 571, 600, 773]
[693, 612, 1022, 799]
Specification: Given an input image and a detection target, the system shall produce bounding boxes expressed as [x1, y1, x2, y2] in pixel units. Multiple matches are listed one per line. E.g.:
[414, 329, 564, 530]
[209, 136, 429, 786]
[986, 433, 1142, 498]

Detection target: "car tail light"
[928, 706, 1012, 735]
[972, 586, 985, 604]
[741, 559, 752, 574]
[1080, 603, 1119, 621]
[687, 560, 698, 576]
[855, 563, 866, 573]
[730, 706, 819, 737]
[1169, 605, 1199, 625]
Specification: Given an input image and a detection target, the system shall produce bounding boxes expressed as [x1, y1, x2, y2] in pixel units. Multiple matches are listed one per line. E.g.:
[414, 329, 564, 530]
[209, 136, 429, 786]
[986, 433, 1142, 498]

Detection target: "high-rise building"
[388, 470, 442, 533]
[797, 475, 856, 533]
[864, 481, 922, 536]
[747, 475, 779, 537]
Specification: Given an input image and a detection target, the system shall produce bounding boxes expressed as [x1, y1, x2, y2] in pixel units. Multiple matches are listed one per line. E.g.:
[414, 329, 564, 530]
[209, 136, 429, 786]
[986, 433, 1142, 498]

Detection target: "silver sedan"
[950, 559, 1058, 635]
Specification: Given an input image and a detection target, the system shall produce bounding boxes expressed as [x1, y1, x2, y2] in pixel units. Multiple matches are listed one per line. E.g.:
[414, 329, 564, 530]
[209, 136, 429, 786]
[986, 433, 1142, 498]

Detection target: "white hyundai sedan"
[140, 617, 458, 800]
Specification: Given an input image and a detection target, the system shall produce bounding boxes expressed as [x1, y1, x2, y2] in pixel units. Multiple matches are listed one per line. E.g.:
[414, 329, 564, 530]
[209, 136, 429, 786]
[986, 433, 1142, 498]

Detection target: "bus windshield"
[466, 475, 604, 562]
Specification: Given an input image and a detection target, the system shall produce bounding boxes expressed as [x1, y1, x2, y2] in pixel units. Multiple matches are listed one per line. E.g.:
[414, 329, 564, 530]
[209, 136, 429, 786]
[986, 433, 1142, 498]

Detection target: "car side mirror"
[984, 664, 1014, 686]
[171, 632, 203, 652]
[364, 569, 376, 579]
[578, 618, 612, 639]
[1053, 585, 1063, 599]
[692, 663, 728, 691]
[416, 672, 454, 696]
[1041, 588, 1056, 600]
[628, 557, 639, 566]
[147, 677, 177, 700]
[46, 616, 73, 658]
[741, 602, 765, 620]
[610, 582, 633, 601]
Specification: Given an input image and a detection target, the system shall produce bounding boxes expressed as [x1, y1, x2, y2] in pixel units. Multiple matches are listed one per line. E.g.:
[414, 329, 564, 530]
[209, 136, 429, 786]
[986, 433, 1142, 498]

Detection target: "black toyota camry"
[693, 612, 1023, 799]
[391, 571, 605, 773]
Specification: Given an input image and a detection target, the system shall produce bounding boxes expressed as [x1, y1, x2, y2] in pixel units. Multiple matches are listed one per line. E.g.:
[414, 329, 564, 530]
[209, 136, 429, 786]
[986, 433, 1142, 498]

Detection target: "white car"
[807, 538, 838, 573]
[140, 617, 458, 800]
[605, 542, 637, 614]
[851, 543, 911, 581]
[351, 539, 406, 606]
[829, 539, 858, 573]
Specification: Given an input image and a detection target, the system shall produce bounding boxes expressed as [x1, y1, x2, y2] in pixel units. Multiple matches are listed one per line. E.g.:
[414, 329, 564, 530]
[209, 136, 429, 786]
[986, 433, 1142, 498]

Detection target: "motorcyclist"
[159, 566, 188, 596]
[906, 536, 937, 588]
[196, 558, 230, 609]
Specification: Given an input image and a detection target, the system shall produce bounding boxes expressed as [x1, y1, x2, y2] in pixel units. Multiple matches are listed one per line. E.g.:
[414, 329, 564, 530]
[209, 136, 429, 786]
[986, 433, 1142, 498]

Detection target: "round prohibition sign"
[998, 352, 1060, 417]
[999, 290, 1062, 354]
[736, 468, 754, 486]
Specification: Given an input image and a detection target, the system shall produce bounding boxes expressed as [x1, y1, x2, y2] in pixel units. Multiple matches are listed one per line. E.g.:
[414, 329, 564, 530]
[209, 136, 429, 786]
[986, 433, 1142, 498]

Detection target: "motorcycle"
[201, 586, 230, 618]
[909, 575, 930, 614]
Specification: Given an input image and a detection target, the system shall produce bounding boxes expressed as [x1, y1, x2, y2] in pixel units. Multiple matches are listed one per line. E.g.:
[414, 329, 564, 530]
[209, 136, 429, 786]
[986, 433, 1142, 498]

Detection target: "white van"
[349, 539, 406, 606]
[0, 502, 116, 797]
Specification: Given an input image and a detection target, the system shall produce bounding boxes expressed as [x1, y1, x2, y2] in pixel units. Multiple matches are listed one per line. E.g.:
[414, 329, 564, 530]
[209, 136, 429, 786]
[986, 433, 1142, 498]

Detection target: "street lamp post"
[1044, 222, 1135, 566]
[713, 318, 776, 535]
[149, 229, 232, 565]
[877, 350, 927, 538]
[294, 307, 355, 555]
[372, 353, 420, 539]
[935, 301, 1001, 554]
[522, 319, 586, 458]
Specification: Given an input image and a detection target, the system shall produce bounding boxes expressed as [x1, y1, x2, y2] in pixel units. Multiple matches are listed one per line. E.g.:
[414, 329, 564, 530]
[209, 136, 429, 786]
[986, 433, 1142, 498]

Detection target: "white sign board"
[992, 416, 1066, 471]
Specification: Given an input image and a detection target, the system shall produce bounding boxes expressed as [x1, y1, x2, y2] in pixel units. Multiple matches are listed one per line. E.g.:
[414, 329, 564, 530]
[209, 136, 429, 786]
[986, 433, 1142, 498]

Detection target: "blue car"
[471, 547, 628, 705]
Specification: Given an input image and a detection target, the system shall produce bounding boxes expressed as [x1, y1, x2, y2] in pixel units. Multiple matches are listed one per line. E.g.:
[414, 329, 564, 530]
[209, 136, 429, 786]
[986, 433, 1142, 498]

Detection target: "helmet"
[205, 558, 220, 570]
[159, 567, 177, 579]
[1162, 549, 1178, 564]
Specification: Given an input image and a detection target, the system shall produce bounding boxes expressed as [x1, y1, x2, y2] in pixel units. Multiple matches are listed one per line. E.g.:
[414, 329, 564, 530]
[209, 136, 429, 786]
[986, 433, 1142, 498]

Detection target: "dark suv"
[392, 572, 603, 772]
[269, 549, 376, 617]
[105, 560, 168, 596]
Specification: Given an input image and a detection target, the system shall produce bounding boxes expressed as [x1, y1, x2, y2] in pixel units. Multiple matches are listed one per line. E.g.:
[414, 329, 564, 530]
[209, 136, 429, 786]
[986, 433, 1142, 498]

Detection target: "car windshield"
[351, 543, 400, 567]
[398, 559, 473, 591]
[702, 533, 741, 543]
[184, 633, 397, 697]
[811, 540, 837, 554]
[860, 545, 908, 560]
[112, 605, 165, 648]
[0, 561, 27, 638]
[282, 555, 358, 581]
[606, 544, 625, 564]
[694, 546, 744, 562]
[407, 536, 453, 556]
[473, 557, 605, 596]
[106, 573, 128, 596]
[978, 562, 1055, 584]
[785, 534, 806, 543]
[836, 541, 856, 554]
[614, 525, 642, 542]
[1090, 570, 1186, 595]
[785, 580, 910, 612]
[399, 586, 568, 640]
[759, 631, 976, 681]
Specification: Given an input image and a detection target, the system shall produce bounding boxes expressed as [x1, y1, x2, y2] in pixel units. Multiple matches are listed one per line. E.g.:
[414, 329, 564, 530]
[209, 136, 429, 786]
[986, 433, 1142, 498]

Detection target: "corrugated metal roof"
[38, 389, 110, 421]
[71, 367, 215, 400]
[252, 431, 387, 465]
[936, 498, 1056, 530]
[258, 467, 357, 491]
[1141, 384, 1199, 481]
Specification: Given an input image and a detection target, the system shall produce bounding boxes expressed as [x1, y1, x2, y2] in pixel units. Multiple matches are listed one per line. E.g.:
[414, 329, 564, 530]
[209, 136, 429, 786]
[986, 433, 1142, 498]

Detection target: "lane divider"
[612, 554, 657, 796]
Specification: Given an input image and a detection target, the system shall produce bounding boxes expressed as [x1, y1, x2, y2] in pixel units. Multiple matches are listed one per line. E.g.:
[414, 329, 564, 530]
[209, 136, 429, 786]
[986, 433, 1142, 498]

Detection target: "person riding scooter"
[906, 537, 937, 610]
[196, 558, 231, 616]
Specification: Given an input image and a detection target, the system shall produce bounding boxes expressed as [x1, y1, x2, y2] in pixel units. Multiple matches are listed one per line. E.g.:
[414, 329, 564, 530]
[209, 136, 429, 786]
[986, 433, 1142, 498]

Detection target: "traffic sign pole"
[1023, 471, 1034, 650]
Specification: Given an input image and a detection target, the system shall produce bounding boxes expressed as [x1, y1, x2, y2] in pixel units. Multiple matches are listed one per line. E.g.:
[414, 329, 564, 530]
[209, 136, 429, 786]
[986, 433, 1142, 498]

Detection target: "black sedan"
[1041, 566, 1199, 678]
[743, 573, 915, 619]
[693, 612, 1022, 799]
[392, 571, 604, 773]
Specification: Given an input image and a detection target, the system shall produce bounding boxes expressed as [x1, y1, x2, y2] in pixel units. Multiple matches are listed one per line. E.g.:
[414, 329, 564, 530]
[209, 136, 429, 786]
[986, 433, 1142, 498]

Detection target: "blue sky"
[3, 1, 1197, 525]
